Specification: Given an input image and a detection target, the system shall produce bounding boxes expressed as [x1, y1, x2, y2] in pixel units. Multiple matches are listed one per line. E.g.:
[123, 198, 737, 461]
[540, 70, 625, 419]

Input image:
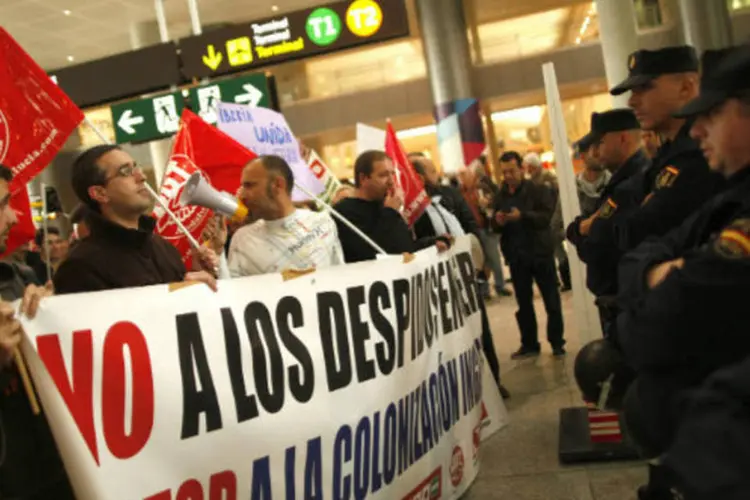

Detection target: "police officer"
[566, 109, 648, 333]
[615, 46, 747, 499]
[610, 46, 725, 252]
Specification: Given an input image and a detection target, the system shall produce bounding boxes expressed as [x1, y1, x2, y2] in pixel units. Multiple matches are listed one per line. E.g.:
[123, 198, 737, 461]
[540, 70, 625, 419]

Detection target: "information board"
[179, 0, 409, 79]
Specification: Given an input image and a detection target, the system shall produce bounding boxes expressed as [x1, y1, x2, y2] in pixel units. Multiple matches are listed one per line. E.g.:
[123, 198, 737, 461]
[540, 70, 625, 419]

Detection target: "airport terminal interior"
[2, 0, 749, 498]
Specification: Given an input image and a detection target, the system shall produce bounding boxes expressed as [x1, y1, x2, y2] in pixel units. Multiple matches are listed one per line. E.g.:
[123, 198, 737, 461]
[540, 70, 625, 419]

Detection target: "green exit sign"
[110, 73, 274, 144]
[188, 73, 272, 125]
[111, 92, 184, 144]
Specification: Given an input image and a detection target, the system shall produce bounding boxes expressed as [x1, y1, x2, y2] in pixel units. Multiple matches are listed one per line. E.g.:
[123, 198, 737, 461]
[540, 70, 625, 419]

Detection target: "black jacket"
[566, 149, 651, 296]
[614, 120, 725, 252]
[333, 198, 435, 263]
[54, 212, 186, 294]
[0, 262, 73, 499]
[490, 180, 555, 262]
[617, 166, 750, 398]
[664, 356, 750, 500]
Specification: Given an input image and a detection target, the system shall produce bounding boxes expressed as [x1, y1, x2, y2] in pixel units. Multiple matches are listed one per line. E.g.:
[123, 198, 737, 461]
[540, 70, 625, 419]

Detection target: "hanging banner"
[306, 149, 341, 206]
[216, 102, 324, 201]
[20, 238, 507, 500]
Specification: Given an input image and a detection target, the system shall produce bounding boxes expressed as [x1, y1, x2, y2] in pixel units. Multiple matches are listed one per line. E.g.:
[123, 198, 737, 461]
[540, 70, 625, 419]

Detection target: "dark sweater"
[0, 262, 73, 499]
[333, 198, 434, 263]
[54, 212, 186, 294]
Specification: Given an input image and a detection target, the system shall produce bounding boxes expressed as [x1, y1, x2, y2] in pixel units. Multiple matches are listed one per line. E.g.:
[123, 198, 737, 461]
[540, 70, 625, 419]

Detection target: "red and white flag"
[0, 28, 84, 191]
[153, 109, 256, 263]
[384, 121, 429, 226]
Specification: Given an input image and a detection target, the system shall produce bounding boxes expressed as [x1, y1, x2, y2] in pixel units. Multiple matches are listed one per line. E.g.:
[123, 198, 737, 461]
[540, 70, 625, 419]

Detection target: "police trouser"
[623, 375, 682, 459]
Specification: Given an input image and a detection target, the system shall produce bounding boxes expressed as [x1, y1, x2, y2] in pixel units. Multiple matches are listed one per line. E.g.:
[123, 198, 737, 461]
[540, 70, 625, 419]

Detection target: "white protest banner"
[307, 149, 341, 206]
[21, 237, 507, 500]
[216, 102, 324, 201]
[356, 123, 386, 155]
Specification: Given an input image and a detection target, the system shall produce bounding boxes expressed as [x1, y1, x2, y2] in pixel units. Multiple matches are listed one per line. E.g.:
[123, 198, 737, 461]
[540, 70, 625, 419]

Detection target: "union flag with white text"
[153, 109, 255, 263]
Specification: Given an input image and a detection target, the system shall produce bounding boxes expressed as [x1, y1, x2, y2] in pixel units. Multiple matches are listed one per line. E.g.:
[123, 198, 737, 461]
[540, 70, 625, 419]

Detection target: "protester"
[334, 150, 447, 262]
[524, 152, 571, 292]
[30, 227, 68, 283]
[53, 145, 218, 293]
[228, 155, 344, 276]
[411, 155, 511, 399]
[492, 152, 565, 358]
[574, 134, 612, 218]
[0, 164, 73, 500]
[615, 46, 747, 499]
[457, 164, 511, 299]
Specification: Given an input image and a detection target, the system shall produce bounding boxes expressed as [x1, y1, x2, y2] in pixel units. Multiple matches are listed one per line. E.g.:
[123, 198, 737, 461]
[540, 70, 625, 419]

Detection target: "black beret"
[610, 46, 699, 96]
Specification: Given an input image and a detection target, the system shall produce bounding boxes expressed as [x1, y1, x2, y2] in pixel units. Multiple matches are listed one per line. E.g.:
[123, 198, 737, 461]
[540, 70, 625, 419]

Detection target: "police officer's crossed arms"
[615, 46, 750, 499]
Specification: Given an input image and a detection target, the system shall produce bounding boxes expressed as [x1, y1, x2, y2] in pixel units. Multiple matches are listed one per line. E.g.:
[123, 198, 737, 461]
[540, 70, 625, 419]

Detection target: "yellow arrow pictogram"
[202, 44, 223, 71]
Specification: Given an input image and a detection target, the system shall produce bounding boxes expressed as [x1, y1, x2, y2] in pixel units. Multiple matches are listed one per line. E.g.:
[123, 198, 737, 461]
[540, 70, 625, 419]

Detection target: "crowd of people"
[0, 35, 747, 500]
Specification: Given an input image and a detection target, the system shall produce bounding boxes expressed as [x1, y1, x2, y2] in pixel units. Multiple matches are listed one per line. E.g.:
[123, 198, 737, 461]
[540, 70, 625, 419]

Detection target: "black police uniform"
[610, 47, 726, 253]
[617, 166, 750, 456]
[663, 355, 750, 500]
[567, 109, 650, 299]
[492, 179, 564, 353]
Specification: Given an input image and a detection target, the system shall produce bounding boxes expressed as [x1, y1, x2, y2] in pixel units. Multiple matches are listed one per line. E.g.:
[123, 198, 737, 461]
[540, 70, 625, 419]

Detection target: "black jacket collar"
[88, 211, 156, 248]
[610, 149, 650, 188]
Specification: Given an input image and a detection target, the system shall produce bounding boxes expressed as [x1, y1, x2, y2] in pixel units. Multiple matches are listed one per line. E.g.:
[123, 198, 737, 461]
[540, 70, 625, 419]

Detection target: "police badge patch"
[655, 166, 680, 189]
[714, 219, 750, 258]
[598, 198, 618, 219]
[628, 54, 637, 70]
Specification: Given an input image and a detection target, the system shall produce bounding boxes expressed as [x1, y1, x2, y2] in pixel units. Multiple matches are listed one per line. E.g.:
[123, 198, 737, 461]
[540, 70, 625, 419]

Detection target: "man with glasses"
[53, 145, 217, 293]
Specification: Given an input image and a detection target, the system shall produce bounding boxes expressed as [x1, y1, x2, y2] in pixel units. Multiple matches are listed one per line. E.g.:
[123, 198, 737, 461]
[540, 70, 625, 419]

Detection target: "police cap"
[674, 46, 748, 118]
[610, 46, 699, 96]
[581, 109, 641, 146]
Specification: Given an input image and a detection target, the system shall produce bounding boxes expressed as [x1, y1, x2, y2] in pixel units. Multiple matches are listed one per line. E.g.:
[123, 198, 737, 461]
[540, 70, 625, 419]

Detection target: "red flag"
[0, 188, 36, 258]
[0, 28, 84, 191]
[153, 109, 256, 262]
[384, 121, 429, 226]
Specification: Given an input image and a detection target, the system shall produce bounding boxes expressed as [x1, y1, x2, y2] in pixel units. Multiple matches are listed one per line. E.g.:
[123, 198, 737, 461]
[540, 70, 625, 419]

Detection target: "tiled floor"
[468, 291, 647, 499]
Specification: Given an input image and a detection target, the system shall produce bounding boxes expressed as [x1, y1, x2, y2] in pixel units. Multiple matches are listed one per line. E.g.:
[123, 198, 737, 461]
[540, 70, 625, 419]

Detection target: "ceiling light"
[63, 9, 71, 15]
[67, 55, 74, 62]
[575, 37, 582, 44]
[271, 5, 279, 11]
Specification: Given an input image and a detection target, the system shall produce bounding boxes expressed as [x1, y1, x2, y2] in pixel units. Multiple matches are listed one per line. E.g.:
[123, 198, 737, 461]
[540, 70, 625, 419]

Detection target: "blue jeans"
[478, 229, 505, 296]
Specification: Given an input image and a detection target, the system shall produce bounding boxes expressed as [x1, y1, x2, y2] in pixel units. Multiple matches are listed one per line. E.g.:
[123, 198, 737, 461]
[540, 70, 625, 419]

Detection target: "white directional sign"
[116, 109, 144, 135]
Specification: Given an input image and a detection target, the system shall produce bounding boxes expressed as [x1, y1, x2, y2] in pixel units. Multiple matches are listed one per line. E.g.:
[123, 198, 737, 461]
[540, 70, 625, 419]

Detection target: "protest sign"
[356, 123, 386, 155]
[21, 237, 507, 500]
[306, 149, 341, 207]
[154, 109, 255, 263]
[216, 102, 324, 202]
[385, 122, 429, 227]
[0, 28, 84, 191]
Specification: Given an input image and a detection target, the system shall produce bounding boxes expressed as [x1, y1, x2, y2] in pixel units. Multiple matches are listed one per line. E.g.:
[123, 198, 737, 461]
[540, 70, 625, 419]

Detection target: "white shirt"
[228, 208, 344, 277]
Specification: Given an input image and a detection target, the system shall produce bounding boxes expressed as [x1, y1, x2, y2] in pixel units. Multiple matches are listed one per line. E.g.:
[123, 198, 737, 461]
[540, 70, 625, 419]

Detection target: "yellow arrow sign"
[202, 45, 223, 71]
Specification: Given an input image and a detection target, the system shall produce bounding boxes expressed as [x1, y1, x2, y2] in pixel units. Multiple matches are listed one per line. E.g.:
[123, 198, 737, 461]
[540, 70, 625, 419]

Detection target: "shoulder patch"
[598, 198, 618, 219]
[714, 219, 750, 258]
[655, 166, 680, 190]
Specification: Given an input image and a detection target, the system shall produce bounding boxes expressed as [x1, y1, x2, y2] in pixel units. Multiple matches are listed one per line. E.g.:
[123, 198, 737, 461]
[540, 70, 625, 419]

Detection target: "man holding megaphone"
[186, 155, 344, 277]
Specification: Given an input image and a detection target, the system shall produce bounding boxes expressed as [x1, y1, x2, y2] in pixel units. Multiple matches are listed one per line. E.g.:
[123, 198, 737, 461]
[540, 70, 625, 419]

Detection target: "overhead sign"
[111, 92, 184, 144]
[188, 73, 273, 125]
[111, 73, 276, 144]
[49, 43, 182, 109]
[179, 0, 409, 79]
